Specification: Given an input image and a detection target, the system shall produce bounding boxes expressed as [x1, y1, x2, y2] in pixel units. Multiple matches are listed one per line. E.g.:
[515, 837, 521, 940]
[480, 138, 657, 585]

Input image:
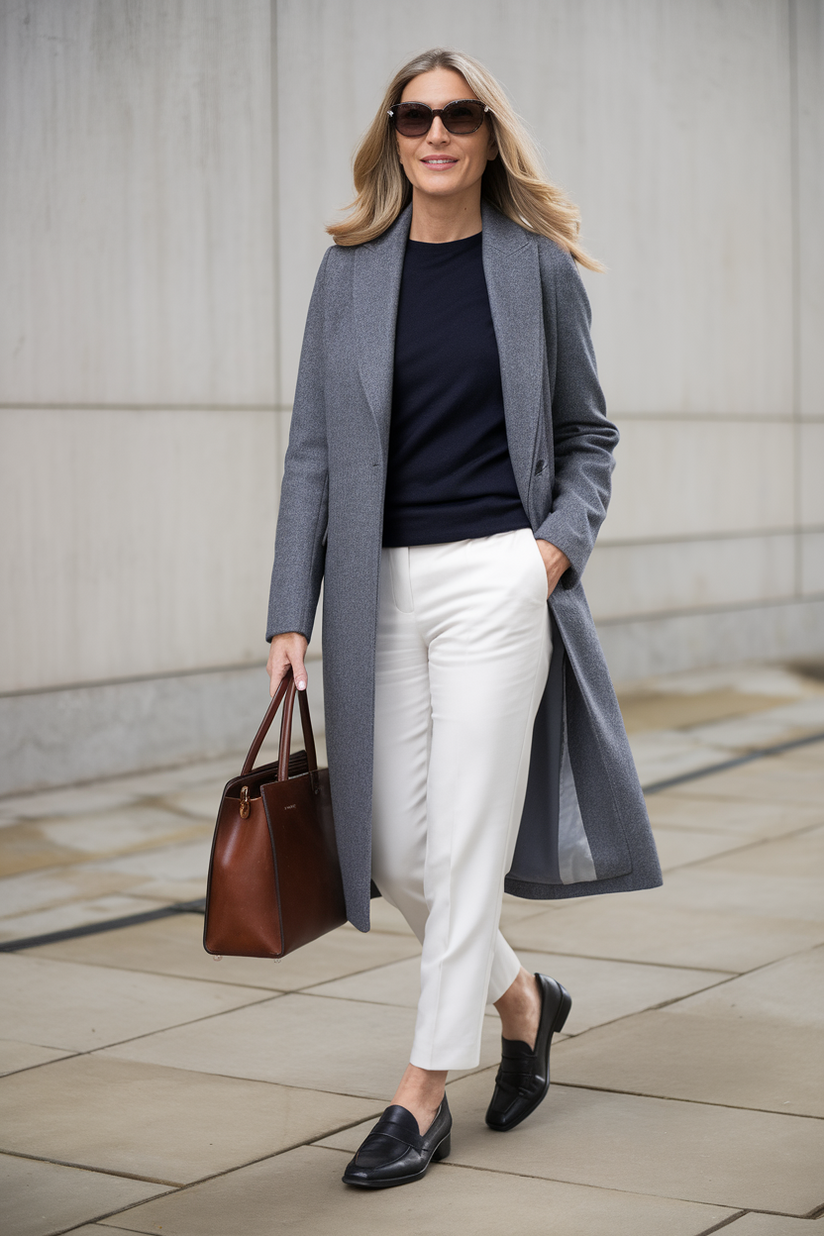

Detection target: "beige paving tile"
[504, 885, 824, 971]
[160, 784, 232, 819]
[658, 866, 824, 923]
[0, 1038, 74, 1077]
[0, 895, 170, 944]
[697, 824, 824, 880]
[673, 946, 824, 1026]
[669, 758, 824, 805]
[96, 1143, 734, 1236]
[721, 1216, 824, 1235]
[629, 730, 736, 787]
[306, 951, 732, 1036]
[42, 1229, 116, 1236]
[559, 1011, 822, 1117]
[78, 837, 213, 903]
[645, 792, 823, 838]
[0, 812, 211, 878]
[0, 954, 269, 1051]
[0, 1152, 169, 1236]
[323, 1074, 824, 1213]
[618, 686, 800, 734]
[27, 913, 422, 991]
[0, 867, 154, 920]
[0, 1055, 379, 1185]
[0, 783, 144, 825]
[651, 825, 755, 870]
[36, 805, 210, 856]
[550, 946, 823, 1116]
[686, 696, 824, 749]
[101, 993, 502, 1099]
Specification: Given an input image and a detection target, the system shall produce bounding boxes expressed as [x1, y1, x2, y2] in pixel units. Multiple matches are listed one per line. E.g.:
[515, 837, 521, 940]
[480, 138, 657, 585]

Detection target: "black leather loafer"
[342, 1096, 452, 1189]
[485, 973, 571, 1132]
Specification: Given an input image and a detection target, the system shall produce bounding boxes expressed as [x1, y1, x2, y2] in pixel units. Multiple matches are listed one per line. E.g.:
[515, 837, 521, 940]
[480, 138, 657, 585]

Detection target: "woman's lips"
[421, 157, 458, 167]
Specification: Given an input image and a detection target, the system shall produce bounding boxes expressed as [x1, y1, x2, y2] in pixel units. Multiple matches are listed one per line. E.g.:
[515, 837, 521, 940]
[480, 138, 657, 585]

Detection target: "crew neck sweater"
[381, 232, 530, 547]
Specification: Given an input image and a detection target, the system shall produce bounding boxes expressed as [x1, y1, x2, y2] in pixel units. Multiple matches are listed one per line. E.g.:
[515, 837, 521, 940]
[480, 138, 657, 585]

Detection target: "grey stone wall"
[1, 0, 822, 793]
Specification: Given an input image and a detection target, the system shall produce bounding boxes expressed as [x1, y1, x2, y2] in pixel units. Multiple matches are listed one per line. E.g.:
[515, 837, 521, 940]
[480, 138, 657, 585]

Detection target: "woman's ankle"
[494, 968, 541, 1048]
[391, 1064, 447, 1134]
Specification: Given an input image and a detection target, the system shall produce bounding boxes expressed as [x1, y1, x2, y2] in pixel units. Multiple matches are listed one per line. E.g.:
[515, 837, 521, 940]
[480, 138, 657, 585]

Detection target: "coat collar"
[353, 201, 544, 494]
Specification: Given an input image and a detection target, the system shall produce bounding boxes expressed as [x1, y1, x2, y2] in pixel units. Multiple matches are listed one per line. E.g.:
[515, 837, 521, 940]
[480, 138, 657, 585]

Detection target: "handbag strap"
[240, 670, 319, 780]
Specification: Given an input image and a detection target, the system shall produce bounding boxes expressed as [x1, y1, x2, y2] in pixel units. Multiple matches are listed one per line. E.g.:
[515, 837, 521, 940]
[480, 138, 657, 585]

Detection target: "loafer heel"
[554, 985, 572, 1034]
[432, 1132, 451, 1161]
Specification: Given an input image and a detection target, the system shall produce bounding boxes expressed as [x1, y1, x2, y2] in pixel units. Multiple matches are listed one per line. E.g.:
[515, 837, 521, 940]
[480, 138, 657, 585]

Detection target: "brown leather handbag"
[203, 671, 347, 959]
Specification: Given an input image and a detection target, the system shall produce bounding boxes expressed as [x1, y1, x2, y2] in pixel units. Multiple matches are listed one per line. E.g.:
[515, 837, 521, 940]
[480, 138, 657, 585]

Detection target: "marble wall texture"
[1, 0, 822, 792]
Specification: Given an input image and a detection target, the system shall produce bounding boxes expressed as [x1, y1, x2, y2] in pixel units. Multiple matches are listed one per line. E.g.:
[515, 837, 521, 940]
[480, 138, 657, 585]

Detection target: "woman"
[266, 48, 661, 1189]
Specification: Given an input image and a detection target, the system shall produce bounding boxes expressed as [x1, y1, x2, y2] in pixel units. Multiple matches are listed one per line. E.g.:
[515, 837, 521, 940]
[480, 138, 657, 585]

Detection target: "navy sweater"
[382, 232, 530, 547]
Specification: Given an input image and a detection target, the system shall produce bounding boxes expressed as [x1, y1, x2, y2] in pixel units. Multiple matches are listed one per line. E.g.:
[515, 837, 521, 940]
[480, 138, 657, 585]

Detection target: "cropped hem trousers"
[371, 528, 552, 1071]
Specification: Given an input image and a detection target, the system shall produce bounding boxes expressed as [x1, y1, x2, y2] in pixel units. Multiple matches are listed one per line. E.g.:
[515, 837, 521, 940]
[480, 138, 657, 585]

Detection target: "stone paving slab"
[0, 954, 269, 1051]
[94, 1144, 736, 1236]
[100, 992, 503, 1099]
[647, 824, 756, 870]
[722, 1216, 824, 1234]
[25, 913, 422, 992]
[0, 1153, 170, 1236]
[0, 675, 821, 1235]
[646, 791, 824, 838]
[667, 755, 824, 805]
[0, 894, 170, 944]
[322, 1073, 824, 1214]
[552, 947, 824, 1115]
[0, 1039, 74, 1077]
[504, 887, 824, 972]
[0, 1055, 379, 1184]
[305, 949, 733, 1035]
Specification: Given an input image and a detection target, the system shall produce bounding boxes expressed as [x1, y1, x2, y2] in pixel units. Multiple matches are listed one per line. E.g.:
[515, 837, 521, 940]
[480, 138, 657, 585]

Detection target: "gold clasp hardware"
[239, 786, 250, 819]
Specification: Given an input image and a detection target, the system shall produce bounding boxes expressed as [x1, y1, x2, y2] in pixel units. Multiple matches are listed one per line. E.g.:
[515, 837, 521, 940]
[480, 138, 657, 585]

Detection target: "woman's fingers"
[535, 539, 572, 599]
[266, 633, 309, 697]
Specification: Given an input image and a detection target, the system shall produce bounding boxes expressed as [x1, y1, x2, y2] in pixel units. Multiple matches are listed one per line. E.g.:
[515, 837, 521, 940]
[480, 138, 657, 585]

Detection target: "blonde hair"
[328, 47, 602, 271]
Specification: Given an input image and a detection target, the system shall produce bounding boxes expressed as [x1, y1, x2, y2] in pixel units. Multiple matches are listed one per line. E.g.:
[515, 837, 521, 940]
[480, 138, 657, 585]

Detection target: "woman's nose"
[427, 115, 450, 143]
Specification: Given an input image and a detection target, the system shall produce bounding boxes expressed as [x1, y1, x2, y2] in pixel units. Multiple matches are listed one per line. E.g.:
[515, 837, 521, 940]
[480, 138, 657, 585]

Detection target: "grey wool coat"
[267, 201, 662, 932]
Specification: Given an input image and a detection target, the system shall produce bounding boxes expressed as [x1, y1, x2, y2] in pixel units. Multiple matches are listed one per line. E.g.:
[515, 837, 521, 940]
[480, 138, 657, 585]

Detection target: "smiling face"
[396, 67, 497, 210]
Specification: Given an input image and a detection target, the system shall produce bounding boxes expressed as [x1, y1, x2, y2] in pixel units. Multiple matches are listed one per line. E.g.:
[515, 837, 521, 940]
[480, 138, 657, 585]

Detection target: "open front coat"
[267, 202, 662, 932]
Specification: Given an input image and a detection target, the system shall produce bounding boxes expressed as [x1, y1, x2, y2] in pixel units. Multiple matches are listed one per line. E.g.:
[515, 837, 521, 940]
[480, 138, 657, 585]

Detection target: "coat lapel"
[353, 206, 412, 455]
[481, 203, 545, 516]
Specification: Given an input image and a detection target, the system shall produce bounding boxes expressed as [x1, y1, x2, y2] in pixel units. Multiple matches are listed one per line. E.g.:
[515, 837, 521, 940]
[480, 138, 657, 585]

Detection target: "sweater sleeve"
[533, 244, 618, 590]
[265, 248, 333, 642]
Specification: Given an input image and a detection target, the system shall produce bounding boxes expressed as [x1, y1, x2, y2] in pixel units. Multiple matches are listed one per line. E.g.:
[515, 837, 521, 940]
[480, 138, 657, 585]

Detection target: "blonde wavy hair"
[328, 47, 602, 271]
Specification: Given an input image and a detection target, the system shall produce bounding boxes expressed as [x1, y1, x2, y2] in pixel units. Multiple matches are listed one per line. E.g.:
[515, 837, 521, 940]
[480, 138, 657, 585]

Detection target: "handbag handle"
[240, 670, 319, 780]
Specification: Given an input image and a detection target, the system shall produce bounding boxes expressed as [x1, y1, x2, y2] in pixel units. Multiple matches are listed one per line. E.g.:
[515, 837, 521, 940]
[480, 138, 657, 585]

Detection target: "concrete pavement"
[1, 661, 823, 1235]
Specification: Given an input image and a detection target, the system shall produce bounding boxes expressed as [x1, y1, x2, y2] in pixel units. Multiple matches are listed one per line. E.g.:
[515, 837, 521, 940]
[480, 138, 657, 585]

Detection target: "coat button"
[534, 460, 545, 475]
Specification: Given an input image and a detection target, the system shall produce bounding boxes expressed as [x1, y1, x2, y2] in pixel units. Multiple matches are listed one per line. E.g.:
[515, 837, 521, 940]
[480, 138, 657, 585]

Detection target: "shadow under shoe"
[342, 1095, 452, 1189]
[485, 973, 571, 1132]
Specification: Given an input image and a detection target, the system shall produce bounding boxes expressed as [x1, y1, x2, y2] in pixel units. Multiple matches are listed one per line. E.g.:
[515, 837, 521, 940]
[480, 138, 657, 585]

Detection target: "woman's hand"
[266, 632, 309, 697]
[535, 539, 571, 599]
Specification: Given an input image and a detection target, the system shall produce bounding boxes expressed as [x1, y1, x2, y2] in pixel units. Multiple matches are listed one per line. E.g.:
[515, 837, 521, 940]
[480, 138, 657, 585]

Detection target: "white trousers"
[371, 528, 552, 1070]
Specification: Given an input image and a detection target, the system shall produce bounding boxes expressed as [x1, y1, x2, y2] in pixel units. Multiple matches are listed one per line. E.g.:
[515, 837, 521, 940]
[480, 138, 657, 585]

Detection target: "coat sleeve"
[533, 243, 619, 590]
[265, 248, 333, 642]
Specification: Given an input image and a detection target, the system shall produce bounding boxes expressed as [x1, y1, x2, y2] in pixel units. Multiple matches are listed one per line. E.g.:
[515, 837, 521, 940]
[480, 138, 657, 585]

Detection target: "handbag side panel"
[203, 789, 284, 958]
[262, 768, 347, 956]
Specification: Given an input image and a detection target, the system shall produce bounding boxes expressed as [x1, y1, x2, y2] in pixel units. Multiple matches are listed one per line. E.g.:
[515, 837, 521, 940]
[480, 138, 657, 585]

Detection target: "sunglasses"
[388, 99, 490, 138]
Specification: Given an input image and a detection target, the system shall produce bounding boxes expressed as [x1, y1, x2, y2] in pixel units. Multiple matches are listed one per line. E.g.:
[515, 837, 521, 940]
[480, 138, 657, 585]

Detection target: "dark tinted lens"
[442, 101, 485, 133]
[393, 103, 432, 136]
